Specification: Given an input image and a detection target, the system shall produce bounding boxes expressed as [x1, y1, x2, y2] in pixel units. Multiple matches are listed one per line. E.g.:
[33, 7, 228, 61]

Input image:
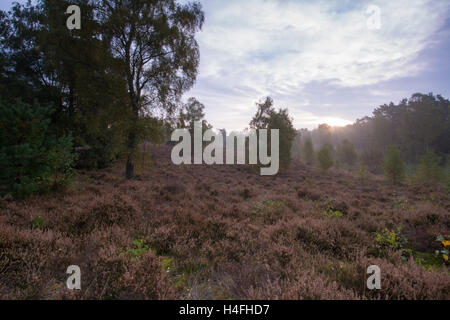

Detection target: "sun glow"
[322, 117, 353, 127]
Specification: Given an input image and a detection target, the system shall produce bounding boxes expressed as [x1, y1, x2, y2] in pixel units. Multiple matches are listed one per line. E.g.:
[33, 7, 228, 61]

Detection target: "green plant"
[31, 214, 44, 229]
[324, 210, 343, 218]
[302, 137, 314, 165]
[434, 235, 449, 263]
[375, 226, 407, 251]
[126, 238, 150, 260]
[0, 100, 77, 198]
[383, 145, 405, 184]
[357, 162, 368, 180]
[322, 197, 343, 217]
[162, 257, 175, 273]
[317, 144, 334, 171]
[252, 199, 284, 215]
[415, 150, 443, 185]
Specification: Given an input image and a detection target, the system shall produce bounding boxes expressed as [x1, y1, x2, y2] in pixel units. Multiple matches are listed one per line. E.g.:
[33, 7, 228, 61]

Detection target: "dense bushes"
[0, 100, 76, 198]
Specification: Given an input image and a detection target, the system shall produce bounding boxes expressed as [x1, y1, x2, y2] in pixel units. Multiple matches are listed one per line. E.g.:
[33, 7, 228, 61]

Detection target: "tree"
[250, 97, 296, 169]
[98, 0, 204, 178]
[416, 150, 442, 185]
[302, 137, 314, 165]
[0, 100, 76, 198]
[0, 0, 131, 169]
[337, 139, 357, 168]
[317, 144, 334, 171]
[383, 145, 405, 184]
[183, 97, 205, 126]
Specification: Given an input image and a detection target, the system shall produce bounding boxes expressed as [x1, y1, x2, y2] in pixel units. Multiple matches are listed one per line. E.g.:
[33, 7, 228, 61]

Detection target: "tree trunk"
[125, 156, 134, 179]
[125, 105, 138, 179]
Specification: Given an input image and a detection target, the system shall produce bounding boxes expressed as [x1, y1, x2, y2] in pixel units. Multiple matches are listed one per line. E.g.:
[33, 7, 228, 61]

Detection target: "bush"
[336, 139, 357, 168]
[317, 144, 334, 171]
[302, 137, 314, 165]
[0, 100, 76, 197]
[383, 145, 405, 184]
[415, 150, 443, 185]
[361, 149, 383, 174]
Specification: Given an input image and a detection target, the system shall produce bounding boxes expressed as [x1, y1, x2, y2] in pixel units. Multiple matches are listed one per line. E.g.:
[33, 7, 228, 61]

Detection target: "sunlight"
[322, 117, 353, 127]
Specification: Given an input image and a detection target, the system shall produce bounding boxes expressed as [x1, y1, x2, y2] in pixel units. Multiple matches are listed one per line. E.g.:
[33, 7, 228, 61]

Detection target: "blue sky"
[3, 0, 450, 130]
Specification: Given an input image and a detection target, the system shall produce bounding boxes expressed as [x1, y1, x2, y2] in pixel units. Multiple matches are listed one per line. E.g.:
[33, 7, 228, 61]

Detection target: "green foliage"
[0, 100, 76, 198]
[415, 150, 443, 185]
[324, 210, 343, 218]
[302, 137, 315, 165]
[357, 162, 368, 180]
[317, 144, 334, 171]
[336, 139, 357, 168]
[434, 235, 449, 263]
[375, 226, 407, 251]
[252, 199, 285, 215]
[126, 239, 150, 260]
[31, 214, 44, 229]
[250, 97, 296, 169]
[383, 145, 405, 184]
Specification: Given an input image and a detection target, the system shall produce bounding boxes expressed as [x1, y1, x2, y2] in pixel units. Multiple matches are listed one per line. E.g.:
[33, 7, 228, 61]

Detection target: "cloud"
[186, 0, 450, 130]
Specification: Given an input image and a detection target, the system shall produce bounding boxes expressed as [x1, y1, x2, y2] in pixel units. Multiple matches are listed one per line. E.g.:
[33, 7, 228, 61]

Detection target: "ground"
[0, 144, 449, 299]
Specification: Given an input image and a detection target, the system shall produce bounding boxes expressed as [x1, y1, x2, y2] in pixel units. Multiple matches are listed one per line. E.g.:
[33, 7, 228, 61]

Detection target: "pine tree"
[416, 150, 442, 184]
[302, 137, 315, 165]
[383, 145, 405, 184]
[317, 144, 334, 171]
[0, 100, 76, 198]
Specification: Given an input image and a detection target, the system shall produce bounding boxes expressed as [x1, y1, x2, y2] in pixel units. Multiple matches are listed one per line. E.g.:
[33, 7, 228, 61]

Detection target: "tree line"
[294, 93, 449, 185]
[0, 0, 204, 197]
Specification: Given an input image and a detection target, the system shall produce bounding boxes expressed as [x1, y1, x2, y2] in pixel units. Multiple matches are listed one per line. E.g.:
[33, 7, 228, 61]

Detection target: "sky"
[2, 0, 450, 131]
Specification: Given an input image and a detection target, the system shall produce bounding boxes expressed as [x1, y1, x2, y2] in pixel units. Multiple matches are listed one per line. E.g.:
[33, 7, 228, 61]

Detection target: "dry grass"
[0, 144, 449, 299]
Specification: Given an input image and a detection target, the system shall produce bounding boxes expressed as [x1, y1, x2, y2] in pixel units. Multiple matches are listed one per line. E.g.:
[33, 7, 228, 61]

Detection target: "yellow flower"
[442, 240, 450, 247]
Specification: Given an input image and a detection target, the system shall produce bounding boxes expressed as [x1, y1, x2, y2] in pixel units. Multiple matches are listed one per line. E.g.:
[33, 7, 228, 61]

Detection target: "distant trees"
[296, 93, 449, 181]
[250, 97, 296, 169]
[317, 144, 334, 171]
[336, 139, 357, 168]
[302, 137, 315, 165]
[383, 145, 405, 184]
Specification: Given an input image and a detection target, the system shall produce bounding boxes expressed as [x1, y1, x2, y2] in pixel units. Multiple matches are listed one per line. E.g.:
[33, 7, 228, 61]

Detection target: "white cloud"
[186, 0, 450, 130]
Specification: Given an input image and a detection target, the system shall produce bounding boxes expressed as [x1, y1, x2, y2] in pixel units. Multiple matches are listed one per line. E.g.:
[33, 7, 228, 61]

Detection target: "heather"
[1, 144, 448, 300]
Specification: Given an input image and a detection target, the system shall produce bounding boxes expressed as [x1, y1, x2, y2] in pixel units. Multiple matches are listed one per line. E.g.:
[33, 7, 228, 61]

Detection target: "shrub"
[375, 226, 407, 251]
[415, 150, 443, 185]
[357, 162, 368, 180]
[0, 100, 77, 197]
[383, 145, 405, 184]
[336, 139, 357, 168]
[317, 144, 334, 171]
[361, 149, 383, 174]
[302, 137, 314, 165]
